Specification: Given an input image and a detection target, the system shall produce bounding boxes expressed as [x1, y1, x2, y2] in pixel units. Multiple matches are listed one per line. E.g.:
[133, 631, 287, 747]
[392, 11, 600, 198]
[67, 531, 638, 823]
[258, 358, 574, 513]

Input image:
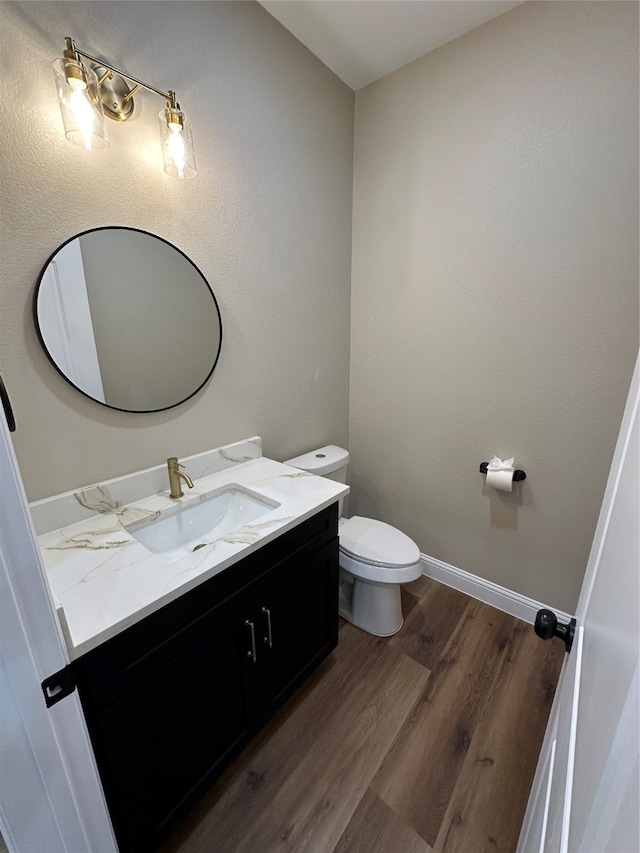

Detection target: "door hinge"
[41, 665, 76, 708]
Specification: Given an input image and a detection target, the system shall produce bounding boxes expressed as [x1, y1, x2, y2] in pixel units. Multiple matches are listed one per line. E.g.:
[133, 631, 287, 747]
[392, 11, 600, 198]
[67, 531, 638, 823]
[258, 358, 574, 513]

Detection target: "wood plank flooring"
[160, 576, 565, 853]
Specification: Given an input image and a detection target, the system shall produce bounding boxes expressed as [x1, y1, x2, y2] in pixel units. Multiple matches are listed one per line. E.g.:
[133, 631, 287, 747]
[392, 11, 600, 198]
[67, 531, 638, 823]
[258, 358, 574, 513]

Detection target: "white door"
[36, 239, 105, 402]
[519, 354, 639, 853]
[0, 397, 116, 852]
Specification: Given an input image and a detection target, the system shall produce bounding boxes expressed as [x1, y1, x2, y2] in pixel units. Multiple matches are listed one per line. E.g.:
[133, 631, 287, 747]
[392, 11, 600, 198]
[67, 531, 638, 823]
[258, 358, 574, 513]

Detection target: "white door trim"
[0, 413, 116, 853]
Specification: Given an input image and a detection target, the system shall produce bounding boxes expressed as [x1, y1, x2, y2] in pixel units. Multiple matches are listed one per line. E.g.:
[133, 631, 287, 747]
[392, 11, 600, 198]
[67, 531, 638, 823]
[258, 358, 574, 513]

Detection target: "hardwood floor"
[160, 576, 565, 853]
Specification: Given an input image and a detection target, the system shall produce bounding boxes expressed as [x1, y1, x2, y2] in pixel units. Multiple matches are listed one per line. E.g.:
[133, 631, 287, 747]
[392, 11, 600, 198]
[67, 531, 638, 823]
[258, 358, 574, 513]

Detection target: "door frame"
[0, 412, 116, 853]
[518, 353, 639, 852]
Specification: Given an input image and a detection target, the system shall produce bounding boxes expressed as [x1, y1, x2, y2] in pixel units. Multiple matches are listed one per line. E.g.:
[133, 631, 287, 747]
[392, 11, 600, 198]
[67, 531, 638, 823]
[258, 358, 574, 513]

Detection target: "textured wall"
[350, 1, 639, 613]
[0, 1, 353, 499]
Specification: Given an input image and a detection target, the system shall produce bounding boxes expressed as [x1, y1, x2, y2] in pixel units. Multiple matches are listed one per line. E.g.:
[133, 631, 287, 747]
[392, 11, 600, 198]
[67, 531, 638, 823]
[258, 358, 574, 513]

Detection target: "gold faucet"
[167, 457, 194, 499]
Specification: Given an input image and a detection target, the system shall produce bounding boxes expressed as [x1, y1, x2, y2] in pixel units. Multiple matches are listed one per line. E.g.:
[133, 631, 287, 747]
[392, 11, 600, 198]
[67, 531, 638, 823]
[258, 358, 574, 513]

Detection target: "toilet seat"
[338, 516, 422, 584]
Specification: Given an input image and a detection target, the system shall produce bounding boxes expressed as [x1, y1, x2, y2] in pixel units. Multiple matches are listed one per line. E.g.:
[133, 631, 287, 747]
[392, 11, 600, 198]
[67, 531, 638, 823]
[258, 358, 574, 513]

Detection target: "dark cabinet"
[73, 505, 339, 853]
[95, 603, 261, 849]
[257, 537, 338, 713]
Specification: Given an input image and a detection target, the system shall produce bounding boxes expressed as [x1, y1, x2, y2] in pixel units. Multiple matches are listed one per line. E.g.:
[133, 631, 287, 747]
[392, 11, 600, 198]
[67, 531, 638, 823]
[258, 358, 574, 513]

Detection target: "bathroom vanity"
[33, 438, 348, 852]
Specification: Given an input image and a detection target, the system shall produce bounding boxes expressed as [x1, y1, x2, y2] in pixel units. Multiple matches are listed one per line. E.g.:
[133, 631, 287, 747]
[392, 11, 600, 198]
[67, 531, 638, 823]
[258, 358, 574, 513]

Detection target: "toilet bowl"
[284, 446, 422, 637]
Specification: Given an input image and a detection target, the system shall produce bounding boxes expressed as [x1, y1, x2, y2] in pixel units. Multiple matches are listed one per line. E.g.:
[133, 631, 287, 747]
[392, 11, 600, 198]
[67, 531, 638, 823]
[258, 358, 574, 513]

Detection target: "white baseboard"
[420, 553, 574, 626]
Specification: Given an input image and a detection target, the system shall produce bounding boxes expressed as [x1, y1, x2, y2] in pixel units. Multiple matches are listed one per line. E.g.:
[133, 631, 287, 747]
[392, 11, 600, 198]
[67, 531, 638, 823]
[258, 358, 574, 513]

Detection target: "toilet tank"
[284, 446, 350, 515]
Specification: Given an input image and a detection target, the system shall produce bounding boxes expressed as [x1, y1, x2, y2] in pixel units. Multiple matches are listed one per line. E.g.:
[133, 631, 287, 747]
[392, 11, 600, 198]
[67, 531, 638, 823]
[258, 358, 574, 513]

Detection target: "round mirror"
[34, 227, 222, 413]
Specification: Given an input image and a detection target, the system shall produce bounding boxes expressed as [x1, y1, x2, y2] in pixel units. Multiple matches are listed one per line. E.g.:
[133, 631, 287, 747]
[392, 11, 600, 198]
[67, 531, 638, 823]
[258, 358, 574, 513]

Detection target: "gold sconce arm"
[69, 39, 175, 105]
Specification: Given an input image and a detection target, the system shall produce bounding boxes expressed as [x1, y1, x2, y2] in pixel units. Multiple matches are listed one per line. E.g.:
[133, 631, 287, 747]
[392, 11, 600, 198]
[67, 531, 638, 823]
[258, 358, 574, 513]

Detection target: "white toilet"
[284, 446, 423, 637]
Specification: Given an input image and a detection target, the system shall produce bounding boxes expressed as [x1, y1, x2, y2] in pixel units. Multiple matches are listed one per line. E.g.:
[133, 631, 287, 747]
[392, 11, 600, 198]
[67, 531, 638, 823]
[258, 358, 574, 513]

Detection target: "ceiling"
[259, 0, 526, 90]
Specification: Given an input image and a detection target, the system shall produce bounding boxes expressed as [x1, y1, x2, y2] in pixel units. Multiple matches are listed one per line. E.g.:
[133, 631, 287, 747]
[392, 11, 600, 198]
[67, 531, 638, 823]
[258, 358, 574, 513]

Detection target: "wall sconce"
[52, 37, 196, 178]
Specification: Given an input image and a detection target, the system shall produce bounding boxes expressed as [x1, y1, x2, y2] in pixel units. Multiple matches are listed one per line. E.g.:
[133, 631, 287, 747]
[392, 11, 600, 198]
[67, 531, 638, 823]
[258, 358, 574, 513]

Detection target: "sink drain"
[192, 543, 207, 552]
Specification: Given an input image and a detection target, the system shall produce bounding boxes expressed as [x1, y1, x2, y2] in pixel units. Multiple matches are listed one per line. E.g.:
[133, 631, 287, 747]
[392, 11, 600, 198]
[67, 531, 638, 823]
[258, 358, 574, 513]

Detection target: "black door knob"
[534, 609, 576, 653]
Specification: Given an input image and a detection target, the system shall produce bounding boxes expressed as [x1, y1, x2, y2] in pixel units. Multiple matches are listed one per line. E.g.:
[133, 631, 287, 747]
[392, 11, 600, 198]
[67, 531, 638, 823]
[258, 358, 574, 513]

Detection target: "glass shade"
[53, 58, 108, 150]
[157, 107, 196, 178]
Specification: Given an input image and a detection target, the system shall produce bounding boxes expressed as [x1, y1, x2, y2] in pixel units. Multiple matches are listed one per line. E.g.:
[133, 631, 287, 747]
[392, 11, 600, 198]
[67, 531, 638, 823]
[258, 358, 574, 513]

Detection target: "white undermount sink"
[125, 484, 280, 562]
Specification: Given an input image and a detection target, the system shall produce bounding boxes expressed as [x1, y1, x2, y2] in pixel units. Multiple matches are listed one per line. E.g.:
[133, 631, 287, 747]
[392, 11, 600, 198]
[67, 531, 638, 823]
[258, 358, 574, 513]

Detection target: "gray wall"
[0, 1, 353, 499]
[350, 1, 638, 613]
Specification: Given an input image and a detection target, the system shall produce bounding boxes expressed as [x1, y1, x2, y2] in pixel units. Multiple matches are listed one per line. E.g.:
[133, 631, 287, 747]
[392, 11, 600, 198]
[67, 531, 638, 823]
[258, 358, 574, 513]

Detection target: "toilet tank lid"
[284, 445, 349, 475]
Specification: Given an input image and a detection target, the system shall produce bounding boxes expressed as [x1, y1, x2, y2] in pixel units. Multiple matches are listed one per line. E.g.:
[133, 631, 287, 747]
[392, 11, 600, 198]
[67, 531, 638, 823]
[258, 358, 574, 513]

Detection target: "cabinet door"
[258, 539, 339, 715]
[91, 605, 262, 853]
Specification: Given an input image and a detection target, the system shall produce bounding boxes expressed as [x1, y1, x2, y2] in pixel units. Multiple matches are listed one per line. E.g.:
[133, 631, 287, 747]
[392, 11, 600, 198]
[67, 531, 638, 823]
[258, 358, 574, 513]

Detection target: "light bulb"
[68, 87, 99, 149]
[166, 126, 187, 178]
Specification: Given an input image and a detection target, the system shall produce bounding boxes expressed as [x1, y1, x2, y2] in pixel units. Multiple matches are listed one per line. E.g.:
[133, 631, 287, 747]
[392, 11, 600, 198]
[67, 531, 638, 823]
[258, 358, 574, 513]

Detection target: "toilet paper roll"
[485, 468, 514, 492]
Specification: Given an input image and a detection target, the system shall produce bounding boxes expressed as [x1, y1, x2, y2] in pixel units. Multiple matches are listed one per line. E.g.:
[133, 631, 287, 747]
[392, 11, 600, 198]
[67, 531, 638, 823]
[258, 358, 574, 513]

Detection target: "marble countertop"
[37, 449, 348, 660]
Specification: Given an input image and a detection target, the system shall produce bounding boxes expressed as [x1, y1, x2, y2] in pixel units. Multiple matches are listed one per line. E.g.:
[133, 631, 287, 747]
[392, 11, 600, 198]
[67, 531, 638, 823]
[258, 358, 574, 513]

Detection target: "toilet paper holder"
[479, 462, 526, 482]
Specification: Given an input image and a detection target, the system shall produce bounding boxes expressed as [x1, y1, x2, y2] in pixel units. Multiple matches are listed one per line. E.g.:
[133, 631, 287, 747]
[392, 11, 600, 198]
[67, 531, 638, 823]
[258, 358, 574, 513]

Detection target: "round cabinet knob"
[534, 609, 576, 653]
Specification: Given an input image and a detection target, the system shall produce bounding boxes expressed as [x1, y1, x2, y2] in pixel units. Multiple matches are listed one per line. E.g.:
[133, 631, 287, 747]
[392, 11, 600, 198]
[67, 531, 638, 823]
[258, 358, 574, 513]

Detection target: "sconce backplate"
[92, 64, 135, 122]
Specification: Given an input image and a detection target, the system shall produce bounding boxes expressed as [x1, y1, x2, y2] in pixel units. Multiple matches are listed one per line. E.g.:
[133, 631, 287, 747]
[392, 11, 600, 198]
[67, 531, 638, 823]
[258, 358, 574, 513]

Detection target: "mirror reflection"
[34, 227, 222, 412]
